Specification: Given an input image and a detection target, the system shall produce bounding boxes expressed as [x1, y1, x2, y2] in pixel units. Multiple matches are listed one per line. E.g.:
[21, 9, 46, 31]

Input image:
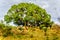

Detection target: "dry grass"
[0, 24, 60, 40]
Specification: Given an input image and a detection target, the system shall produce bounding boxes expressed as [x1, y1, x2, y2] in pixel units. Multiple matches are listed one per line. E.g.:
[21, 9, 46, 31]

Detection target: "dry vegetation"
[0, 24, 60, 40]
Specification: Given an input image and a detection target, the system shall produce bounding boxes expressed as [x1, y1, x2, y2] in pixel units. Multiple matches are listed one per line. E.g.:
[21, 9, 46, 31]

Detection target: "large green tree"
[4, 3, 53, 27]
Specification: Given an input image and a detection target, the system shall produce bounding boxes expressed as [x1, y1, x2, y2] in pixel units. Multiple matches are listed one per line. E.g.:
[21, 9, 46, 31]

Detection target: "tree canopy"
[4, 3, 53, 28]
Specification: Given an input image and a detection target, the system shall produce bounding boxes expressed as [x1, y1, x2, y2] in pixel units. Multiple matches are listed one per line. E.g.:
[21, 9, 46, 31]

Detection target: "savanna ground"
[0, 24, 60, 40]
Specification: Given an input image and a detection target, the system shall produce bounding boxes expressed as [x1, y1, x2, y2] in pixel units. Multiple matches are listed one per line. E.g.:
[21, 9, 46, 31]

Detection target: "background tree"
[4, 3, 53, 28]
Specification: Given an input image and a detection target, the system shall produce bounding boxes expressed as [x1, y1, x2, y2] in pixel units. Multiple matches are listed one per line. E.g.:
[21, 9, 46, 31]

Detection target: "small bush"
[2, 31, 13, 37]
[3, 33, 8, 37]
[2, 27, 13, 37]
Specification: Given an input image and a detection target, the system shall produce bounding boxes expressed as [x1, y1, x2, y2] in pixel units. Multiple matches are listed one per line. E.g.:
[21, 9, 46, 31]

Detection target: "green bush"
[2, 26, 13, 37]
[3, 33, 8, 37]
[2, 30, 13, 37]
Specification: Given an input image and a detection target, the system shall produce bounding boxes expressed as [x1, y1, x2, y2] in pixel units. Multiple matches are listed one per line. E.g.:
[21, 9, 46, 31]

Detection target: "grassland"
[0, 24, 60, 40]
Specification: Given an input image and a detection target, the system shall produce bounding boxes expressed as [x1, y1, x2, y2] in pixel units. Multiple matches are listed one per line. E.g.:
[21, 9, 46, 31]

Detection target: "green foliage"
[4, 15, 12, 23]
[0, 21, 6, 30]
[3, 33, 8, 37]
[0, 21, 14, 37]
[4, 3, 53, 28]
[2, 26, 13, 37]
